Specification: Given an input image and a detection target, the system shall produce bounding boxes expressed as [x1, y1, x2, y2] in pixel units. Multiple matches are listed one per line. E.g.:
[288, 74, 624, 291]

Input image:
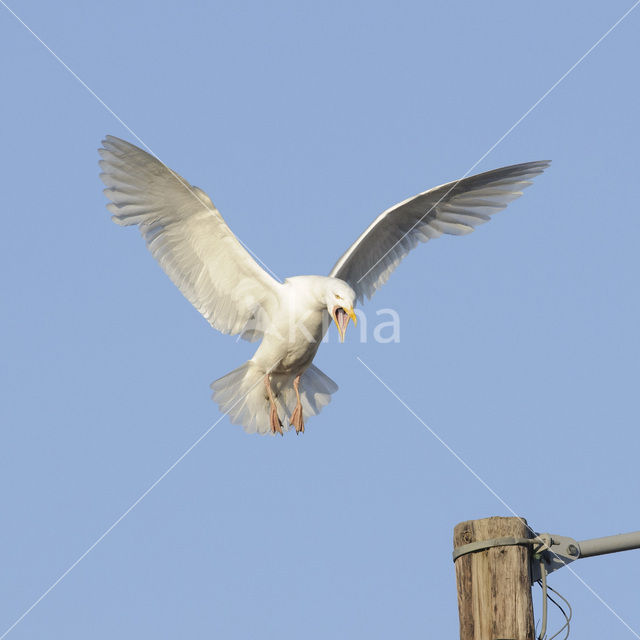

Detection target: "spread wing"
[99, 135, 280, 340]
[329, 161, 550, 303]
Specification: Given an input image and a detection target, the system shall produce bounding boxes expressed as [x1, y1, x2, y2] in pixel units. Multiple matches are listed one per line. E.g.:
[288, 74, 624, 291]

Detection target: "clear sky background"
[2, 1, 639, 638]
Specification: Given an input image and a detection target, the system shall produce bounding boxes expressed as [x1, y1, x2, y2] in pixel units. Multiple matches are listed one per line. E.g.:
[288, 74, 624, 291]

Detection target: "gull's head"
[325, 280, 357, 343]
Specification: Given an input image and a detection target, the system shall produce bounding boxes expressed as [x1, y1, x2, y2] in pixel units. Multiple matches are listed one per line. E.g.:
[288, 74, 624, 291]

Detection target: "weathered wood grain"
[453, 517, 535, 640]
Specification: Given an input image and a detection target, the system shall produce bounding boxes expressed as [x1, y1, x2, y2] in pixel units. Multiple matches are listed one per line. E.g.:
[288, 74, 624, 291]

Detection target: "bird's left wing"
[329, 161, 550, 303]
[99, 136, 280, 340]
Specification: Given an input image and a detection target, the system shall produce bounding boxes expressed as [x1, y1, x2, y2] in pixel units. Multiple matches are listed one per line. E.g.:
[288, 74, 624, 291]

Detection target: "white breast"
[252, 276, 330, 374]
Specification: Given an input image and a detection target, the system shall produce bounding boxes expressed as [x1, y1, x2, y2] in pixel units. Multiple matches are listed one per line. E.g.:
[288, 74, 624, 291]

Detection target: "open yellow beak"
[333, 306, 357, 343]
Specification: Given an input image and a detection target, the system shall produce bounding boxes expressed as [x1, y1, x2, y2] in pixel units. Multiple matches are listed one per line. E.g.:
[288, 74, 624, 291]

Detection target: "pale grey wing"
[328, 161, 550, 302]
[99, 135, 280, 339]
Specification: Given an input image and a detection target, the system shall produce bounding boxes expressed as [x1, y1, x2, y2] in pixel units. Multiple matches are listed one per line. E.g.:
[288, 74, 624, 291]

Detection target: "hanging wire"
[537, 558, 549, 640]
[546, 584, 572, 640]
[536, 557, 572, 640]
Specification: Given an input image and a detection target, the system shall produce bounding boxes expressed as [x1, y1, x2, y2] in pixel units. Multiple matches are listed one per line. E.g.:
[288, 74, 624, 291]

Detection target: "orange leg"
[290, 375, 304, 434]
[264, 374, 283, 436]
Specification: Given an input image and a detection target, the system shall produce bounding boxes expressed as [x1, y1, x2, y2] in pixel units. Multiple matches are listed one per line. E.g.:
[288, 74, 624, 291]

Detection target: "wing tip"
[100, 135, 118, 152]
[518, 159, 552, 175]
[109, 213, 129, 226]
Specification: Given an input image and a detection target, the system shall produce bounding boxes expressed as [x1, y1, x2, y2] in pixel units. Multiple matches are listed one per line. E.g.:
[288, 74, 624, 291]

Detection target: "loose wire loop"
[536, 555, 572, 640]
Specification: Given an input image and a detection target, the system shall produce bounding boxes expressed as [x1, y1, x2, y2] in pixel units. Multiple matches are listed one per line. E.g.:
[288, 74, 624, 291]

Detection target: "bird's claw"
[290, 405, 304, 434]
[270, 406, 283, 436]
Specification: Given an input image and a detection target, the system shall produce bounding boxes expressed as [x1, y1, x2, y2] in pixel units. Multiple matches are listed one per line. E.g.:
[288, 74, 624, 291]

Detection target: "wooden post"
[453, 516, 535, 640]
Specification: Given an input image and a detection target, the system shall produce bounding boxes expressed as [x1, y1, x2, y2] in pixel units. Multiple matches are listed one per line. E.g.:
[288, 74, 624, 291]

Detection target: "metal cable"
[537, 559, 549, 640]
[536, 568, 572, 640]
[547, 584, 572, 640]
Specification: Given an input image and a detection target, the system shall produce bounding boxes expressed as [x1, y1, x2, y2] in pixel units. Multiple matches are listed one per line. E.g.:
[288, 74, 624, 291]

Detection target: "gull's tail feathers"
[211, 361, 338, 436]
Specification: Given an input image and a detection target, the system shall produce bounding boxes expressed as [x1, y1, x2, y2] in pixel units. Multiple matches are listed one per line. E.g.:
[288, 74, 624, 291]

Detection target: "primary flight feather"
[99, 136, 549, 435]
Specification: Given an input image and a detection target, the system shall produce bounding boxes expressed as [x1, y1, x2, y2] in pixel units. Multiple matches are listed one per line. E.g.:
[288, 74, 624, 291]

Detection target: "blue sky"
[2, 1, 640, 638]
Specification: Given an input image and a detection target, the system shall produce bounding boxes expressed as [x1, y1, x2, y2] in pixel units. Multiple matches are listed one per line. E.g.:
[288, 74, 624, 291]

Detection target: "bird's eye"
[335, 294, 342, 300]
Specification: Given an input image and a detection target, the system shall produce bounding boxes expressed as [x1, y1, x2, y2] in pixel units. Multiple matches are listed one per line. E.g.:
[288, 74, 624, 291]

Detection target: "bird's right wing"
[99, 136, 280, 340]
[329, 161, 550, 303]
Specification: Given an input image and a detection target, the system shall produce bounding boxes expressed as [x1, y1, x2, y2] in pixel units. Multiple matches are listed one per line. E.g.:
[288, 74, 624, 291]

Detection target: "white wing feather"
[99, 136, 280, 339]
[329, 161, 550, 302]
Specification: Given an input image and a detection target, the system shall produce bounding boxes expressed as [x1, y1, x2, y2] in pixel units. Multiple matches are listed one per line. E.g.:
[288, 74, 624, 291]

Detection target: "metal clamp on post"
[452, 536, 534, 562]
[453, 528, 640, 579]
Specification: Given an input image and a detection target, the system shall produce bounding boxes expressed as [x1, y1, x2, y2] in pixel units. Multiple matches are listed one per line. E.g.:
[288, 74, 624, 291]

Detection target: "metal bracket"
[530, 529, 640, 582]
[530, 533, 580, 583]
